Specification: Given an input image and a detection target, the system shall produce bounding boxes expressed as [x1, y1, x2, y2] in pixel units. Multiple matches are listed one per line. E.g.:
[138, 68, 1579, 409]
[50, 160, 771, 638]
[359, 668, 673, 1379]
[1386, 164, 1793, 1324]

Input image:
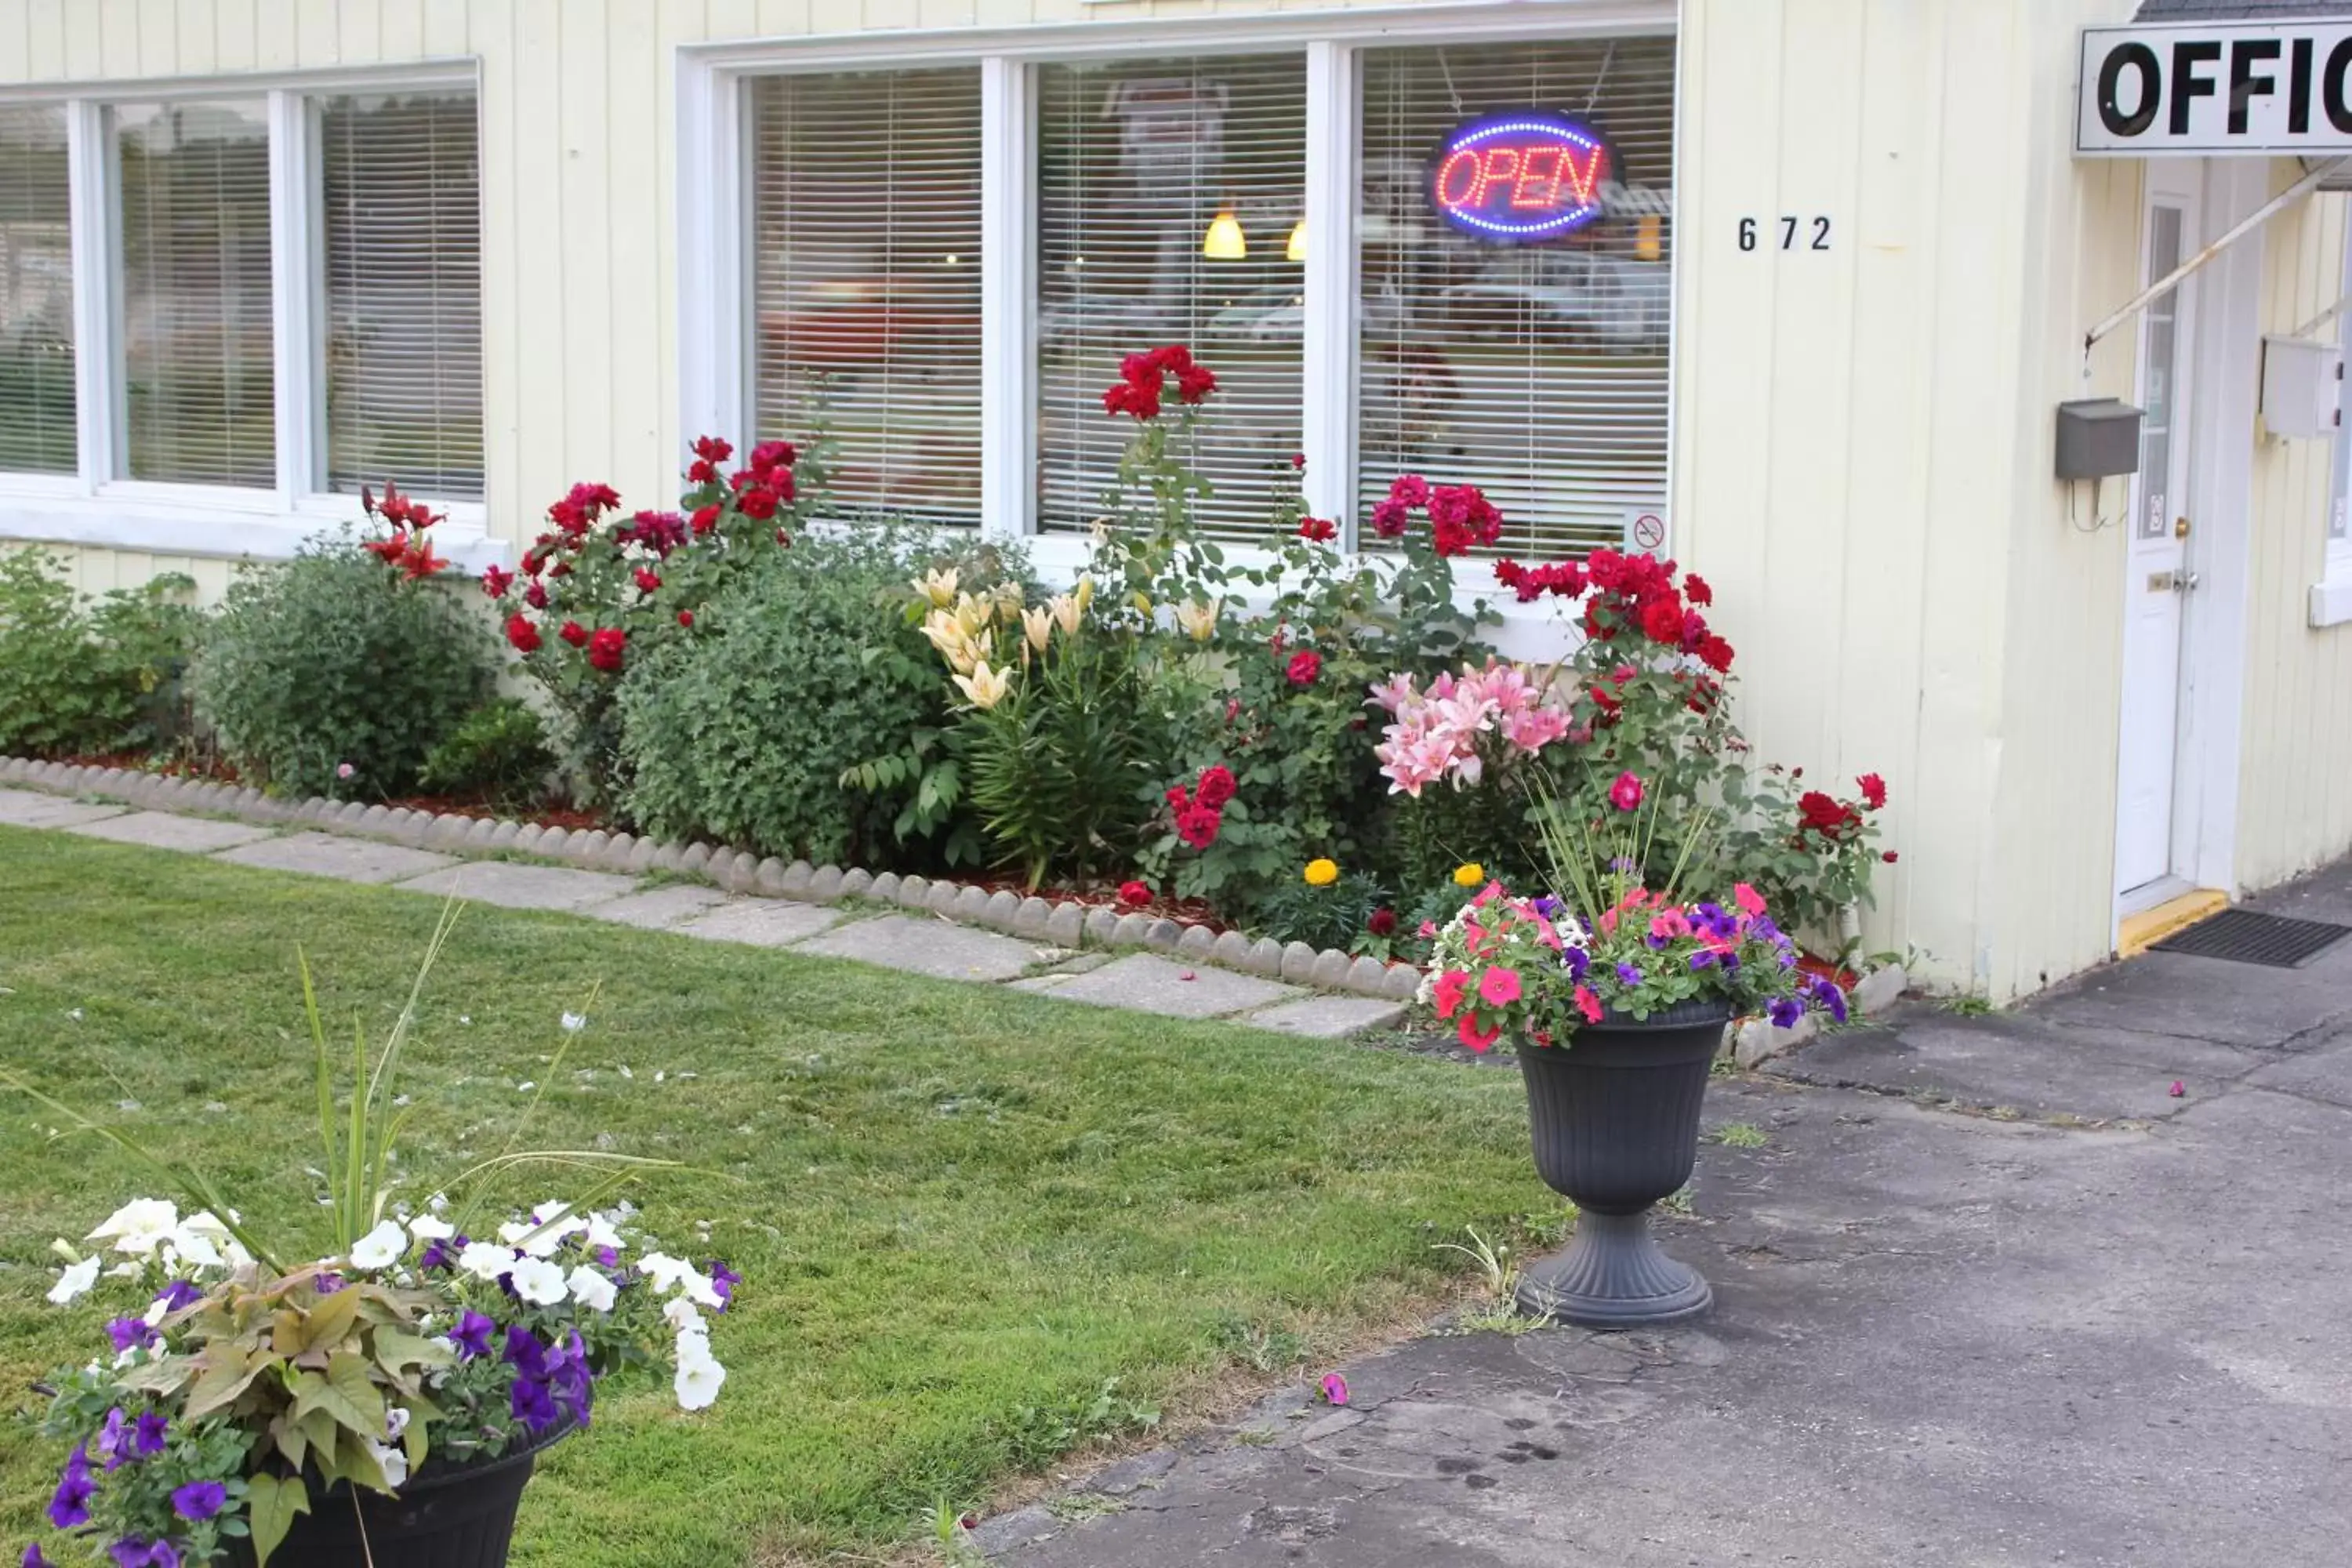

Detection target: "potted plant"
[6, 911, 735, 1568]
[1422, 771, 1846, 1327]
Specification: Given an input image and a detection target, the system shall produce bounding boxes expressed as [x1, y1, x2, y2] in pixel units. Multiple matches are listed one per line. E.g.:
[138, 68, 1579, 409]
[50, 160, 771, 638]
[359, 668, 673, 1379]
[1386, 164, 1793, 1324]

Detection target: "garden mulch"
[978, 854, 2352, 1568]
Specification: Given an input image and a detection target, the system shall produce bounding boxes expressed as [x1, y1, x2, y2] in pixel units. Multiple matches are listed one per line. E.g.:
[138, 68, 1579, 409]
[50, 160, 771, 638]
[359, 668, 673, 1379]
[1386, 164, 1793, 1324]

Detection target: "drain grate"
[2152, 908, 2352, 967]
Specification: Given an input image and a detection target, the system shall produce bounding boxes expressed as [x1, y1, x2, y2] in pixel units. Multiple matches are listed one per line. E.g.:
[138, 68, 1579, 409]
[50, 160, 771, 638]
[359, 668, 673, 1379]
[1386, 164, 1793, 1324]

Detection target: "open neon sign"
[1428, 110, 1614, 243]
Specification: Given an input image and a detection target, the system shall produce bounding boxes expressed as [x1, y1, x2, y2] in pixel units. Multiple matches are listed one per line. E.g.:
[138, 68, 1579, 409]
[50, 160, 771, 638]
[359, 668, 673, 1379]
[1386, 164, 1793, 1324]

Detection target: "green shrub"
[619, 529, 1026, 866]
[194, 536, 495, 800]
[0, 549, 205, 759]
[417, 698, 554, 813]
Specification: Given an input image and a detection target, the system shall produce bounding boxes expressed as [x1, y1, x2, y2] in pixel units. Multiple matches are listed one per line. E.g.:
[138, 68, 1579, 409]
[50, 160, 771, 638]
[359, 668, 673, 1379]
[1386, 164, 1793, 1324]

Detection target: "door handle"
[2172, 571, 2201, 593]
[2174, 516, 2191, 539]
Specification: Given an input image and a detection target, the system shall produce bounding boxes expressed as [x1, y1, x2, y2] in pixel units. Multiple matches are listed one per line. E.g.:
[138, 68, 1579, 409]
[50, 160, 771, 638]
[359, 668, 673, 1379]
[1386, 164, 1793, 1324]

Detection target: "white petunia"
[348, 1220, 409, 1271]
[581, 1211, 626, 1252]
[565, 1266, 617, 1313]
[365, 1436, 410, 1489]
[408, 1215, 455, 1243]
[47, 1255, 100, 1305]
[681, 1271, 725, 1311]
[507, 1256, 568, 1307]
[673, 1349, 726, 1411]
[165, 1221, 225, 1271]
[456, 1241, 517, 1283]
[88, 1199, 179, 1257]
[499, 1206, 583, 1258]
[637, 1252, 696, 1294]
[385, 1406, 412, 1441]
[662, 1296, 703, 1334]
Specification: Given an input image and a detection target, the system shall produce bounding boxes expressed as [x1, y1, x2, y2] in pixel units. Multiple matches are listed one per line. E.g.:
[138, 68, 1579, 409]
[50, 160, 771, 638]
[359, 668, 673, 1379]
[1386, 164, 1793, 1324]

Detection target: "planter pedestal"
[1514, 997, 1729, 1330]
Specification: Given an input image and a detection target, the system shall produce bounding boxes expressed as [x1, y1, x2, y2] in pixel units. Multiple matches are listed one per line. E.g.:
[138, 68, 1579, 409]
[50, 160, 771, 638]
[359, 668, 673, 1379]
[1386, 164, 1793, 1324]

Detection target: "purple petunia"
[1767, 996, 1804, 1030]
[1812, 979, 1849, 1025]
[170, 1481, 226, 1523]
[132, 1412, 169, 1459]
[1530, 895, 1565, 922]
[419, 1233, 465, 1272]
[503, 1324, 549, 1381]
[452, 1310, 496, 1361]
[707, 1261, 740, 1309]
[105, 1318, 158, 1355]
[1563, 947, 1590, 980]
[107, 1541, 178, 1568]
[94, 1409, 132, 1471]
[46, 1447, 95, 1530]
[1615, 963, 1644, 987]
[314, 1272, 346, 1295]
[594, 1246, 620, 1270]
[26, 1543, 55, 1567]
[1688, 949, 1717, 971]
[151, 1279, 203, 1315]
[509, 1375, 560, 1433]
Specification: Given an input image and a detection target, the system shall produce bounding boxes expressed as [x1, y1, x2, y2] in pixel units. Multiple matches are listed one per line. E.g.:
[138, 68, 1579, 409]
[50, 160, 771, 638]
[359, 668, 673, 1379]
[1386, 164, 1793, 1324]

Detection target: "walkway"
[977, 862, 2352, 1566]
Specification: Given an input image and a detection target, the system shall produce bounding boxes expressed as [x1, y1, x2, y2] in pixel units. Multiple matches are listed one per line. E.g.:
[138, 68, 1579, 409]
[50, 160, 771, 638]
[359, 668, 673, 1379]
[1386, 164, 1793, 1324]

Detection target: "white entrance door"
[2115, 161, 2201, 899]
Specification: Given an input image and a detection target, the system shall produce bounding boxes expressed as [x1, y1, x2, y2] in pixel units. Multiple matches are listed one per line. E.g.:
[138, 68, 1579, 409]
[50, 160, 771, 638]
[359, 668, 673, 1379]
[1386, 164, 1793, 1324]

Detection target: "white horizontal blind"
[320, 91, 485, 500]
[750, 68, 983, 526]
[1358, 38, 1675, 557]
[0, 103, 74, 474]
[1037, 55, 1306, 540]
[117, 100, 275, 488]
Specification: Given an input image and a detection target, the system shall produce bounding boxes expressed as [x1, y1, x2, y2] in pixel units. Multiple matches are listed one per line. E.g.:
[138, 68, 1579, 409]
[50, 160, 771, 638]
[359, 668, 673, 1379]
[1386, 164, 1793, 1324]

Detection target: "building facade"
[0, 0, 2347, 1001]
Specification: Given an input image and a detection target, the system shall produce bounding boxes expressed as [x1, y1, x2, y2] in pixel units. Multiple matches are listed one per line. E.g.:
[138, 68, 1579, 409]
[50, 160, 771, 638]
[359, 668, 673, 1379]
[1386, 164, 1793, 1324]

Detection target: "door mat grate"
[2152, 909, 2352, 967]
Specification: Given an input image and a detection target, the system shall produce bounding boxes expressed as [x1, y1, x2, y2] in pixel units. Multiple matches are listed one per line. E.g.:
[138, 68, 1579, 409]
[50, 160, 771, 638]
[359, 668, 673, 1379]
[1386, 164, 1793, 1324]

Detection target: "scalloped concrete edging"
[0, 756, 1424, 1009]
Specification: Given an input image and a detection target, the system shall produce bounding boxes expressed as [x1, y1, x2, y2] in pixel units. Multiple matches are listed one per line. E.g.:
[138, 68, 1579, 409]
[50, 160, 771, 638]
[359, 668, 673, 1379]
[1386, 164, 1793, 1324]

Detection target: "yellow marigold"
[1452, 862, 1486, 888]
[1303, 858, 1340, 887]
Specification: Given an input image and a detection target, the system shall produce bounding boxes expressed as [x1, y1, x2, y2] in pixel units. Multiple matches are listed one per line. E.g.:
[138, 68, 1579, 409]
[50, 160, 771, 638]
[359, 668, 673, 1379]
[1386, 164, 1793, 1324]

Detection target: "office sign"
[2079, 20, 2352, 154]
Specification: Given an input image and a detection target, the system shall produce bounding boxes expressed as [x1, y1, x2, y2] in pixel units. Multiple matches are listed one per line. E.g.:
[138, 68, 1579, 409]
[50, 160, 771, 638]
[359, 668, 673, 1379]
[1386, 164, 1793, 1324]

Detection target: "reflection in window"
[1037, 55, 1305, 539]
[118, 100, 275, 488]
[1359, 39, 1675, 556]
[321, 91, 484, 499]
[0, 103, 74, 474]
[751, 68, 983, 526]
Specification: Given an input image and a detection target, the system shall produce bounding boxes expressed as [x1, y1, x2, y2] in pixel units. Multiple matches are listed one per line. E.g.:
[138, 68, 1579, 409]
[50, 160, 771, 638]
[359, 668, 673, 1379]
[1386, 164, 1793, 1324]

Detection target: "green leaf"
[246, 1474, 310, 1567]
[372, 1327, 455, 1374]
[290, 1349, 387, 1440]
[183, 1345, 268, 1420]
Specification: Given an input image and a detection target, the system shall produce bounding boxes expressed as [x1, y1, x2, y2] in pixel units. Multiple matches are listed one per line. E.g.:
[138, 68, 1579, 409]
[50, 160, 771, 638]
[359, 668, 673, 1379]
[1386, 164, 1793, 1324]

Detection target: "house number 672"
[1737, 216, 1831, 252]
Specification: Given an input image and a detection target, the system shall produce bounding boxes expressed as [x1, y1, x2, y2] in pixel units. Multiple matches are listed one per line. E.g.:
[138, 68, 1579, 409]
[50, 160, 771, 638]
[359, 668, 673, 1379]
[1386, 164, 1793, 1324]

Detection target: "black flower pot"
[224, 1422, 572, 1568]
[1514, 996, 1730, 1328]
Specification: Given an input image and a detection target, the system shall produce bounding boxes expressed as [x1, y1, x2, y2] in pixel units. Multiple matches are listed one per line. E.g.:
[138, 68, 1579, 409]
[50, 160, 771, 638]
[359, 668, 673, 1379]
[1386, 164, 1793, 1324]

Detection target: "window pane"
[0, 103, 75, 474]
[1039, 55, 1305, 539]
[751, 67, 982, 526]
[118, 100, 274, 488]
[1359, 38, 1675, 556]
[321, 91, 484, 499]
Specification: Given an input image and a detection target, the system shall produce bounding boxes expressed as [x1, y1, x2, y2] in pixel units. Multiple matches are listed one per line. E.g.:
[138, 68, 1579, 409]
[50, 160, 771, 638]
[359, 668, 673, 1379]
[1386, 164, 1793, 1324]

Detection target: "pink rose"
[1609, 771, 1645, 811]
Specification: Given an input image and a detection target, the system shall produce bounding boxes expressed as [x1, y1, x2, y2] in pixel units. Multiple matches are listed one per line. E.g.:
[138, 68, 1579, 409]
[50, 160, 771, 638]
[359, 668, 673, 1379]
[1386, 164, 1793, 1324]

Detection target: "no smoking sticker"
[1627, 512, 1668, 551]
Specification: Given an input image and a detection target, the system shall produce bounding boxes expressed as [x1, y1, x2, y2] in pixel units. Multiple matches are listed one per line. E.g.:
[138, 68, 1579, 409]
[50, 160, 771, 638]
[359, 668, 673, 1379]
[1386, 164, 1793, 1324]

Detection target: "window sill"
[0, 486, 506, 573]
[2310, 568, 2352, 627]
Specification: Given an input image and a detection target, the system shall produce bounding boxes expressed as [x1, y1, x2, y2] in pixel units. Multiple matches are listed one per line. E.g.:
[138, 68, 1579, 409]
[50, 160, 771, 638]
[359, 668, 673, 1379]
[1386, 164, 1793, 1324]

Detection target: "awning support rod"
[2289, 288, 2352, 342]
[2084, 156, 2347, 364]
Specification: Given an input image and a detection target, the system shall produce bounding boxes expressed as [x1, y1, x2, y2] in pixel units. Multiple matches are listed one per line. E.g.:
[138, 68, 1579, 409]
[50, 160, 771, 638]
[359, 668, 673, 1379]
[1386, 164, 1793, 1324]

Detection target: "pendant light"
[1203, 205, 1248, 260]
[1286, 216, 1308, 262]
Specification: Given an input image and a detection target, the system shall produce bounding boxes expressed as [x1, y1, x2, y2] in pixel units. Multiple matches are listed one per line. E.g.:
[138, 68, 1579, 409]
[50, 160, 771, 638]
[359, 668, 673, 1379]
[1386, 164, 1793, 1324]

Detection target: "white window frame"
[677, 1, 1675, 646]
[0, 62, 499, 568]
[2317, 217, 2352, 627]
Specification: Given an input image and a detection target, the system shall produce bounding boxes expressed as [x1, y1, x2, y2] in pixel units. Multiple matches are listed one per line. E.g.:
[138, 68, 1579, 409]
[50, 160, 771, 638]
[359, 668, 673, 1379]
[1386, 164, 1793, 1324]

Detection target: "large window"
[0, 76, 484, 532]
[0, 103, 74, 475]
[751, 67, 982, 525]
[118, 100, 275, 488]
[321, 91, 485, 499]
[1037, 54, 1305, 538]
[1358, 38, 1675, 556]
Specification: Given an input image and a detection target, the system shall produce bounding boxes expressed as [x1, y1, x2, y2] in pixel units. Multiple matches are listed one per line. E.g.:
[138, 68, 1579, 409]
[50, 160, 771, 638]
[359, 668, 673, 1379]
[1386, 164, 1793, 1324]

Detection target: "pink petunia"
[1733, 883, 1767, 917]
[1478, 967, 1523, 1007]
[1573, 985, 1603, 1024]
[1457, 1014, 1501, 1052]
[1432, 969, 1471, 1019]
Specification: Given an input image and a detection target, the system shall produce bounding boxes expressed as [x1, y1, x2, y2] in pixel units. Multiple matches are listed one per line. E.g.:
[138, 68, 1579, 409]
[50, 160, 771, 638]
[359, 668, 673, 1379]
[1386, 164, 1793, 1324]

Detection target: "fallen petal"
[1320, 1373, 1348, 1406]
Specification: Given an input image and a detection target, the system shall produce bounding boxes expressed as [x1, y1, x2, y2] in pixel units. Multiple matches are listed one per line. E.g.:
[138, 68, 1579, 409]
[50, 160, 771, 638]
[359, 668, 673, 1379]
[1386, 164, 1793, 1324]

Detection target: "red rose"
[1175, 806, 1222, 849]
[1639, 596, 1686, 644]
[736, 486, 778, 521]
[1195, 765, 1236, 810]
[1858, 773, 1888, 810]
[1291, 452, 1306, 470]
[1696, 634, 1736, 673]
[1298, 516, 1337, 542]
[690, 504, 720, 535]
[1370, 499, 1410, 538]
[558, 619, 589, 647]
[524, 580, 549, 610]
[586, 626, 626, 673]
[1117, 880, 1152, 907]
[1798, 790, 1859, 839]
[749, 439, 796, 473]
[1287, 650, 1323, 687]
[633, 568, 662, 594]
[1367, 907, 1397, 937]
[1166, 785, 1191, 810]
[692, 434, 733, 463]
[677, 610, 695, 628]
[504, 613, 541, 653]
[481, 564, 514, 600]
[688, 459, 718, 485]
[1882, 851, 1900, 863]
[1683, 573, 1713, 607]
[1174, 364, 1216, 404]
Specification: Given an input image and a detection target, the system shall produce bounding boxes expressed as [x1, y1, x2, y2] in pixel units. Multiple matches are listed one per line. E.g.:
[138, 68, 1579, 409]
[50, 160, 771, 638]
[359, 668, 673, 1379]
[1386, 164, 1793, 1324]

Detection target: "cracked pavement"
[979, 862, 2352, 1566]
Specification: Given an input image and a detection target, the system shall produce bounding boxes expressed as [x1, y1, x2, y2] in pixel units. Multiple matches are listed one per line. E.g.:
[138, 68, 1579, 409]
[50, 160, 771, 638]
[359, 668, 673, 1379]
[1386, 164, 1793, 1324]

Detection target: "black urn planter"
[223, 1423, 571, 1568]
[1513, 996, 1730, 1328]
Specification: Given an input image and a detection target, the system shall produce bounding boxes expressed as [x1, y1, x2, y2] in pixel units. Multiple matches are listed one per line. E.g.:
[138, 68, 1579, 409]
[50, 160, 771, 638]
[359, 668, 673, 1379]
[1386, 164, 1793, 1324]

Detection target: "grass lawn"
[0, 829, 1550, 1566]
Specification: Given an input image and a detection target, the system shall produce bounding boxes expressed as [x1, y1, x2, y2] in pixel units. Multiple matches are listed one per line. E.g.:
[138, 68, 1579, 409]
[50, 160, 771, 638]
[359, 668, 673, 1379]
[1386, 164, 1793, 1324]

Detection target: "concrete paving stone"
[1280, 941, 1319, 983]
[1853, 964, 1907, 1015]
[1044, 951, 1112, 975]
[1143, 919, 1181, 953]
[793, 913, 1041, 983]
[0, 789, 126, 829]
[808, 865, 847, 900]
[581, 884, 729, 930]
[1735, 1011, 1819, 1069]
[676, 898, 845, 947]
[894, 873, 930, 909]
[839, 868, 873, 897]
[1176, 924, 1216, 960]
[213, 833, 457, 886]
[1243, 996, 1408, 1038]
[1309, 949, 1354, 989]
[2032, 946, 2352, 1051]
[67, 811, 274, 855]
[393, 860, 637, 912]
[1008, 975, 1073, 994]
[1046, 953, 1301, 1020]
[780, 860, 815, 896]
[1047, 902, 1086, 947]
[1084, 907, 1120, 945]
[1013, 896, 1054, 940]
[1345, 956, 1392, 996]
[867, 871, 900, 903]
[983, 890, 1022, 930]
